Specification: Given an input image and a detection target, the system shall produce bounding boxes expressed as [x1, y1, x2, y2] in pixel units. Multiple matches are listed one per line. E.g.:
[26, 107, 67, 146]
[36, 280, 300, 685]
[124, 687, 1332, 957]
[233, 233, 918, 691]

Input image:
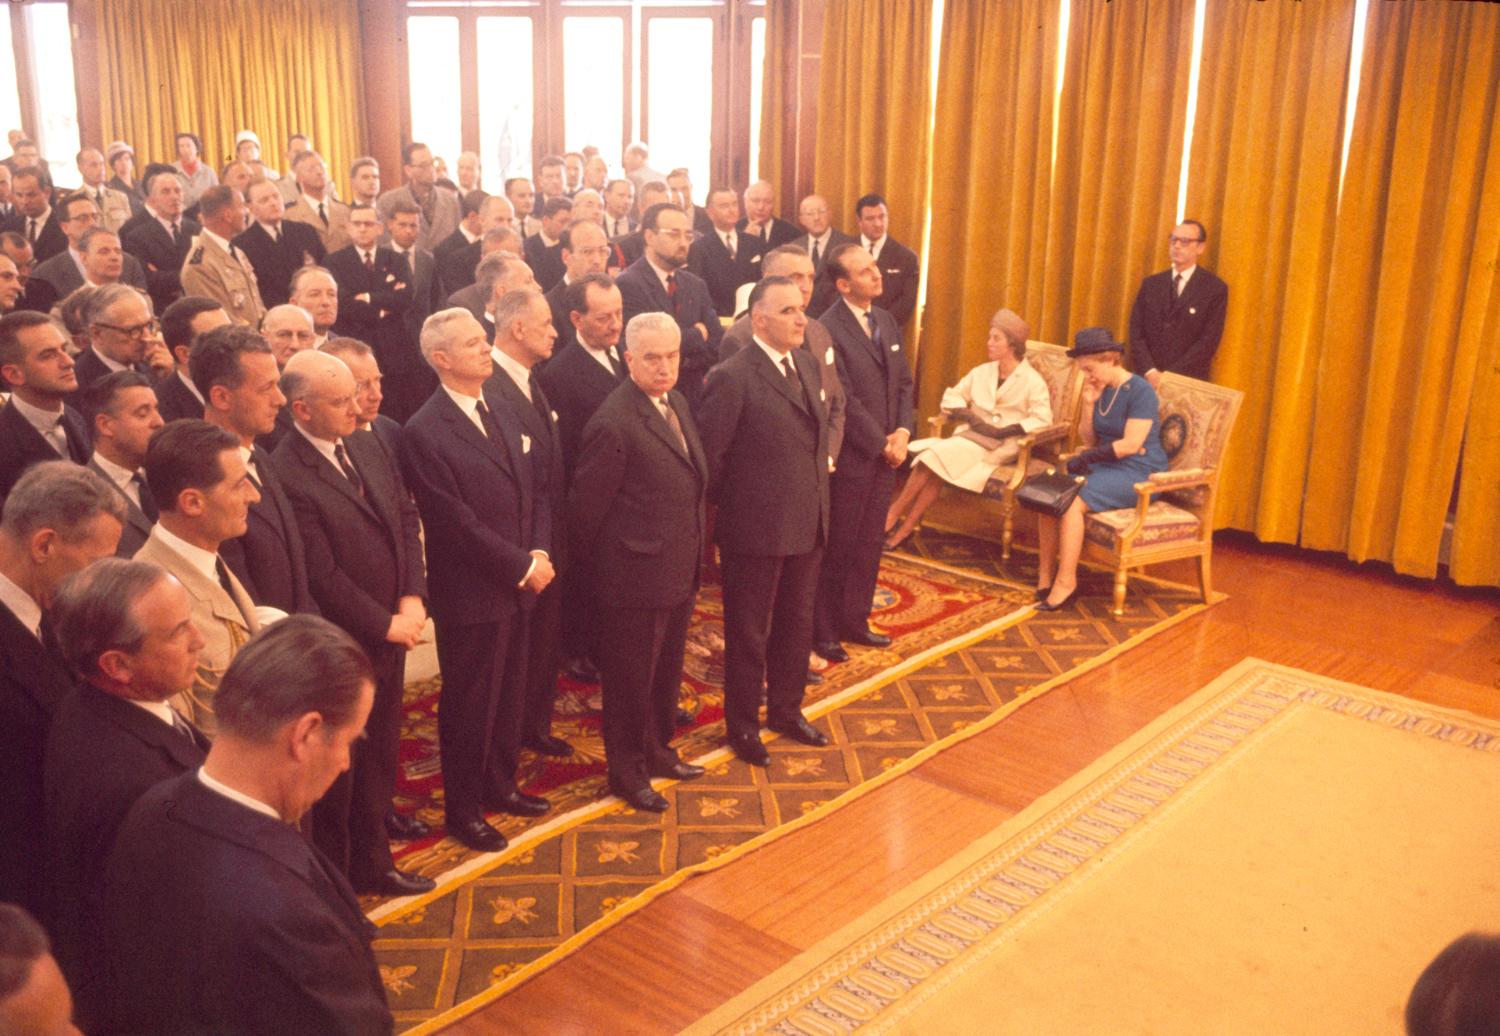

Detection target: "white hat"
[235, 130, 261, 148]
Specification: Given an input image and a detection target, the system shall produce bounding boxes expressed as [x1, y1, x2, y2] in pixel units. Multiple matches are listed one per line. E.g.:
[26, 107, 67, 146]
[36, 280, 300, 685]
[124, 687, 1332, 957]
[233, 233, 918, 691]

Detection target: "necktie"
[244, 460, 262, 493]
[606, 348, 624, 379]
[1173, 272, 1184, 299]
[810, 239, 821, 268]
[781, 355, 807, 407]
[665, 272, 679, 318]
[334, 442, 365, 496]
[529, 372, 552, 427]
[27, 218, 38, 244]
[318, 202, 328, 227]
[473, 399, 493, 439]
[660, 398, 687, 453]
[132, 472, 159, 521]
[865, 309, 884, 350]
[724, 232, 736, 261]
[44, 414, 68, 457]
[170, 222, 181, 248]
[271, 225, 280, 243]
[363, 251, 374, 272]
[214, 558, 252, 625]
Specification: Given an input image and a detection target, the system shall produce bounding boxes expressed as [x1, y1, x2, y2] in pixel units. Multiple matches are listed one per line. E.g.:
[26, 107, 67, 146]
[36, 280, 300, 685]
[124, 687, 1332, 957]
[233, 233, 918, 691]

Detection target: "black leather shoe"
[1034, 585, 1052, 602]
[648, 760, 705, 781]
[843, 627, 892, 648]
[353, 867, 438, 897]
[487, 789, 551, 817]
[806, 668, 824, 685]
[815, 641, 849, 663]
[729, 733, 771, 767]
[448, 816, 508, 853]
[384, 811, 431, 841]
[1034, 587, 1079, 612]
[524, 733, 573, 758]
[676, 707, 695, 726]
[611, 785, 669, 812]
[768, 715, 829, 747]
[562, 656, 601, 683]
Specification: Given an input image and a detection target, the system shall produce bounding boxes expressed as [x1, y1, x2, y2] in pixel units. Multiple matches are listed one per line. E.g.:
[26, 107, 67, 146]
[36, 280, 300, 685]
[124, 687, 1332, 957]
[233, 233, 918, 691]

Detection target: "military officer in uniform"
[179, 186, 266, 328]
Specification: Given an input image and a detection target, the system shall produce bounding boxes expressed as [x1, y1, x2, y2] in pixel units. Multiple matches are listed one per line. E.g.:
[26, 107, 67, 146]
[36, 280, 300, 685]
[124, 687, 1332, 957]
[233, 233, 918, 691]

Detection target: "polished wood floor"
[449, 505, 1499, 1035]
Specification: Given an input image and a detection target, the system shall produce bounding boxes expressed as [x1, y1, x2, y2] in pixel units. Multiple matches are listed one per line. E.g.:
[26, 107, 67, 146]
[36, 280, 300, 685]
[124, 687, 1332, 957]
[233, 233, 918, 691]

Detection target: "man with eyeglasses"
[544, 219, 611, 351]
[376, 142, 459, 254]
[796, 194, 855, 319]
[75, 284, 172, 392]
[1127, 219, 1228, 386]
[26, 193, 149, 312]
[616, 202, 721, 412]
[261, 304, 319, 370]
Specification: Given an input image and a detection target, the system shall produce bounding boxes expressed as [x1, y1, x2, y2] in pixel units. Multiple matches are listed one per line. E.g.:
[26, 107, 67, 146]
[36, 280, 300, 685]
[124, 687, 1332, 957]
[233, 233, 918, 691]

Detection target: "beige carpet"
[683, 659, 1500, 1035]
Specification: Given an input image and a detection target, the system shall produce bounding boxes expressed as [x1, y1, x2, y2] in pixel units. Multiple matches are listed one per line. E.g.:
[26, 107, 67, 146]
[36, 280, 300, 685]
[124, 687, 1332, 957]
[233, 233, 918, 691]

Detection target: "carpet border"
[676, 656, 1500, 1035]
[396, 587, 1219, 1033]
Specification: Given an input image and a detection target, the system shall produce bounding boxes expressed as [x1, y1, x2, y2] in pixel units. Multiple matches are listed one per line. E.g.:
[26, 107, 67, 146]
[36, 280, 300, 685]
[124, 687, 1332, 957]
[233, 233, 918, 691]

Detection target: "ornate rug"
[371, 531, 1214, 1033]
[681, 660, 1500, 1035]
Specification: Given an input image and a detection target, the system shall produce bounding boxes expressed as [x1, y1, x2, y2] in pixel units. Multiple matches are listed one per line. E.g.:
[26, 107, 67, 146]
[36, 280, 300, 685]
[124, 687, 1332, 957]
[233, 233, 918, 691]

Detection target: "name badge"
[521, 434, 532, 454]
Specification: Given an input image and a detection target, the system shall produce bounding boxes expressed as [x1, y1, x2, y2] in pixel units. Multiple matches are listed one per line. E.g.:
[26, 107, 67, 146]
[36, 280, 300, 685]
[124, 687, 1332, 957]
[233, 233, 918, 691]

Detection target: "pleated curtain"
[758, 2, 798, 211]
[82, 0, 367, 198]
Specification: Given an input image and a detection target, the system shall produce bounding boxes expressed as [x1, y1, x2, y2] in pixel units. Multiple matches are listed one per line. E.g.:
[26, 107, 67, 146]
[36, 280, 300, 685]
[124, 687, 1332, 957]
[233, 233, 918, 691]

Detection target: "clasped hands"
[882, 429, 910, 467]
[385, 595, 428, 649]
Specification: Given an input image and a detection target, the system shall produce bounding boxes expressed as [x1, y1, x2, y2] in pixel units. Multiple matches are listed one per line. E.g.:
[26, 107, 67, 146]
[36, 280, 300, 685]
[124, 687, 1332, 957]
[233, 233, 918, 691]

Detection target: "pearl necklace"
[1097, 375, 1128, 418]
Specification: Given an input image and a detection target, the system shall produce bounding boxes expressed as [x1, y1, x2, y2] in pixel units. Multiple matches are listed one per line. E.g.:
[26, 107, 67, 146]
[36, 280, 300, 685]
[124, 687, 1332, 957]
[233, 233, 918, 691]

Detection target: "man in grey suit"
[797, 194, 855, 318]
[80, 370, 163, 557]
[376, 142, 460, 253]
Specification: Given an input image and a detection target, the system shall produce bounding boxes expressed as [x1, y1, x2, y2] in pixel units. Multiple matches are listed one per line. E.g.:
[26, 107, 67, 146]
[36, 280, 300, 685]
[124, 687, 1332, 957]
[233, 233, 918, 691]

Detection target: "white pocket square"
[551, 409, 559, 423]
[825, 347, 835, 365]
[521, 434, 532, 454]
[891, 343, 900, 351]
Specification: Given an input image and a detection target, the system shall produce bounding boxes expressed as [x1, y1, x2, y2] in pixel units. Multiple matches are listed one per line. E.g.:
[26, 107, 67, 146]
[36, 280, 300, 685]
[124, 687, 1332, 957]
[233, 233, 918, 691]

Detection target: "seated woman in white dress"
[885, 308, 1052, 549]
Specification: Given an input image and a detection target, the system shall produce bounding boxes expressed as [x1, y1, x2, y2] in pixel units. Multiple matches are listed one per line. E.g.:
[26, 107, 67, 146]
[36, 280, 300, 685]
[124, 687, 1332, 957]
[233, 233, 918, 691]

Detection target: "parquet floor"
[446, 502, 1499, 1035]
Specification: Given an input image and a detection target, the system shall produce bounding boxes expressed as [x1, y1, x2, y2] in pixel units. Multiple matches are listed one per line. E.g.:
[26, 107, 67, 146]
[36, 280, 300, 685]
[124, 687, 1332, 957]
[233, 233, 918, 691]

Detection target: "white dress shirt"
[126, 697, 181, 728]
[293, 423, 342, 469]
[7, 393, 69, 456]
[441, 383, 489, 437]
[198, 767, 282, 821]
[490, 346, 532, 400]
[0, 570, 42, 640]
[91, 450, 144, 509]
[862, 234, 886, 261]
[577, 336, 618, 376]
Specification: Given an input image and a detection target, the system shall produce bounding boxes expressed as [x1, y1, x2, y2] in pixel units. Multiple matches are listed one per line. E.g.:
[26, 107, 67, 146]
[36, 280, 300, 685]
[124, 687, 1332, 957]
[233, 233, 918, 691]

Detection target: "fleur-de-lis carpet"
[369, 529, 1215, 1033]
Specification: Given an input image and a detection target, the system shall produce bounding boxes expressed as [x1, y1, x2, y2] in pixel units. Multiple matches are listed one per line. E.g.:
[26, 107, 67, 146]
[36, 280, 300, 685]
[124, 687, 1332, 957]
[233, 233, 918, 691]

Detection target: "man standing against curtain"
[796, 195, 854, 319]
[234, 177, 326, 309]
[76, 149, 135, 234]
[285, 152, 353, 255]
[855, 194, 920, 328]
[1128, 220, 1228, 386]
[121, 165, 200, 317]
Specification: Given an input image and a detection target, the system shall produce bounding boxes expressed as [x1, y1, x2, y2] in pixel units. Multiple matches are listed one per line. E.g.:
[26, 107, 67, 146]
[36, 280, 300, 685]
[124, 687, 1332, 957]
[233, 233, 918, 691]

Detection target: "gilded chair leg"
[1112, 565, 1128, 616]
[1197, 551, 1213, 604]
[1000, 502, 1014, 560]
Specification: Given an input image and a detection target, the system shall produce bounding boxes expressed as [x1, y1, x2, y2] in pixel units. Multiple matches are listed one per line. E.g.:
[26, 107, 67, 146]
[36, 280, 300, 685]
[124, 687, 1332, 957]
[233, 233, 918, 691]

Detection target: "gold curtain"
[913, 0, 1059, 422]
[1184, 0, 1355, 538]
[1301, 0, 1500, 579]
[813, 0, 935, 254]
[1040, 0, 1194, 346]
[82, 0, 366, 199]
[758, 1, 797, 210]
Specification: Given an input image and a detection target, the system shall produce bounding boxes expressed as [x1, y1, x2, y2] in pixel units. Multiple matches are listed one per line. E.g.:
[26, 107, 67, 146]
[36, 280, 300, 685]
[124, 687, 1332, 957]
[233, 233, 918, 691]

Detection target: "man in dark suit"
[80, 371, 162, 557]
[0, 252, 20, 313]
[274, 351, 434, 897]
[570, 312, 708, 809]
[0, 462, 124, 918]
[102, 616, 395, 1035]
[23, 192, 149, 312]
[616, 203, 722, 412]
[155, 296, 228, 421]
[44, 558, 209, 1029]
[814, 244, 913, 663]
[538, 274, 624, 681]
[796, 194, 857, 319]
[739, 181, 802, 251]
[608, 181, 670, 273]
[485, 288, 573, 758]
[1128, 219, 1229, 384]
[10, 166, 66, 264]
[544, 219, 611, 351]
[697, 277, 832, 765]
[0, 312, 90, 503]
[432, 189, 487, 298]
[327, 204, 415, 409]
[854, 193, 921, 327]
[192, 324, 317, 614]
[74, 282, 174, 392]
[119, 164, 199, 316]
[385, 199, 442, 422]
[524, 196, 573, 293]
[602, 179, 637, 241]
[666, 168, 715, 236]
[688, 186, 766, 317]
[399, 307, 554, 852]
[233, 176, 326, 309]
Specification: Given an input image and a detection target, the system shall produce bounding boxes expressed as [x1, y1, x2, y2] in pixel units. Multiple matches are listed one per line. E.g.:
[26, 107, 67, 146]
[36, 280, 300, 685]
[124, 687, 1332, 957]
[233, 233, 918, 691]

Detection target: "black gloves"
[1066, 444, 1115, 475]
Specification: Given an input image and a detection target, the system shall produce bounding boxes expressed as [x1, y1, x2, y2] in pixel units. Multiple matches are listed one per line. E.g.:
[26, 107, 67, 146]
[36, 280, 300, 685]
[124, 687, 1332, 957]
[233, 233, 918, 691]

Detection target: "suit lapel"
[297, 434, 382, 526]
[437, 391, 517, 484]
[89, 460, 152, 541]
[634, 387, 694, 469]
[90, 685, 206, 771]
[751, 346, 811, 417]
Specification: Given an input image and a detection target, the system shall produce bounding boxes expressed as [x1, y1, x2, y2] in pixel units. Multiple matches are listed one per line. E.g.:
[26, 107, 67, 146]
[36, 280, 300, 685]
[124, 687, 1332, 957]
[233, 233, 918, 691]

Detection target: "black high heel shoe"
[1034, 585, 1052, 601]
[1034, 587, 1079, 612]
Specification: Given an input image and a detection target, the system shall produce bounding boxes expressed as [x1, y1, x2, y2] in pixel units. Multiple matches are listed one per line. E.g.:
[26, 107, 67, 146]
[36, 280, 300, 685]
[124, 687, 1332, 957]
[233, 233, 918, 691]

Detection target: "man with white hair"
[261, 303, 318, 369]
[289, 265, 339, 348]
[738, 181, 801, 250]
[274, 350, 433, 896]
[399, 308, 554, 852]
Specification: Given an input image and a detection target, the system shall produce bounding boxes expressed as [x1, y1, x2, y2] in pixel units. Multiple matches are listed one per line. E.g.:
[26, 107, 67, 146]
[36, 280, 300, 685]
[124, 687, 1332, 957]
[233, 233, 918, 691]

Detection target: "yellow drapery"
[758, 1, 796, 213]
[80, 0, 366, 199]
[813, 0, 935, 262]
[1184, 0, 1355, 537]
[1040, 0, 1194, 346]
[1301, 0, 1500, 579]
[914, 0, 1060, 423]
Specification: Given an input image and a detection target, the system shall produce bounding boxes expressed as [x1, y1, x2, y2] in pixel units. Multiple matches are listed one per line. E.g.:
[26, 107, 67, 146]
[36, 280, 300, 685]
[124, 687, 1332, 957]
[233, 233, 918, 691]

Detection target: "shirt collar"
[151, 523, 220, 585]
[7, 392, 64, 437]
[91, 345, 127, 373]
[200, 227, 233, 255]
[578, 337, 617, 373]
[843, 296, 872, 323]
[126, 697, 179, 727]
[27, 205, 51, 228]
[197, 767, 282, 821]
[862, 234, 886, 256]
[441, 382, 483, 419]
[1173, 263, 1197, 283]
[753, 335, 792, 370]
[177, 368, 205, 404]
[0, 569, 42, 640]
[490, 346, 532, 397]
[257, 219, 282, 236]
[300, 192, 327, 212]
[460, 225, 480, 244]
[293, 422, 341, 468]
[91, 450, 137, 492]
[645, 255, 677, 293]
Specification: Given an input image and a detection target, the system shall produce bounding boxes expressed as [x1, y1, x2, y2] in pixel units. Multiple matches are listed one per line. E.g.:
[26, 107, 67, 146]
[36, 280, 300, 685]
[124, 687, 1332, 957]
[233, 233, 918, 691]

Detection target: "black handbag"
[1015, 468, 1086, 518]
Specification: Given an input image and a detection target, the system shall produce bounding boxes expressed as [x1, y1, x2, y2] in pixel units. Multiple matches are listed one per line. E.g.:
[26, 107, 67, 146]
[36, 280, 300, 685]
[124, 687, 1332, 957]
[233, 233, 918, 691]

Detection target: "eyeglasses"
[1167, 235, 1203, 246]
[95, 319, 160, 338]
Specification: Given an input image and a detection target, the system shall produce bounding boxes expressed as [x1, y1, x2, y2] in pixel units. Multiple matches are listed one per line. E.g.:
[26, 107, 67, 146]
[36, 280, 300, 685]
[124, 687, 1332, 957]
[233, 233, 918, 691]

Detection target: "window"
[749, 15, 765, 182]
[0, 17, 21, 148]
[406, 16, 464, 174]
[7, 2, 80, 188]
[477, 16, 535, 183]
[645, 17, 714, 193]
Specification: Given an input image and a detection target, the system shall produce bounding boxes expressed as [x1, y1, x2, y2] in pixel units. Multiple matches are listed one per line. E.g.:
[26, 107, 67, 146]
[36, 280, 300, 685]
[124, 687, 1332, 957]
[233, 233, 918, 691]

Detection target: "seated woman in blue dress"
[1035, 327, 1168, 611]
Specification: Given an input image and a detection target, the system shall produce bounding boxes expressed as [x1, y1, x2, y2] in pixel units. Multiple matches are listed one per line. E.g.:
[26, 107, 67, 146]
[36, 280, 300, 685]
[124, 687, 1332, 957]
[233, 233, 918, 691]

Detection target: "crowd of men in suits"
[0, 125, 1228, 1032]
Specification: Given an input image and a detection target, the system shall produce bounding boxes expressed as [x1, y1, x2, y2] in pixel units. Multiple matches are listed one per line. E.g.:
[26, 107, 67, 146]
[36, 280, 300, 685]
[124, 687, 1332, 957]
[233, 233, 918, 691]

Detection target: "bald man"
[737, 181, 801, 251]
[272, 351, 432, 896]
[796, 194, 856, 318]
